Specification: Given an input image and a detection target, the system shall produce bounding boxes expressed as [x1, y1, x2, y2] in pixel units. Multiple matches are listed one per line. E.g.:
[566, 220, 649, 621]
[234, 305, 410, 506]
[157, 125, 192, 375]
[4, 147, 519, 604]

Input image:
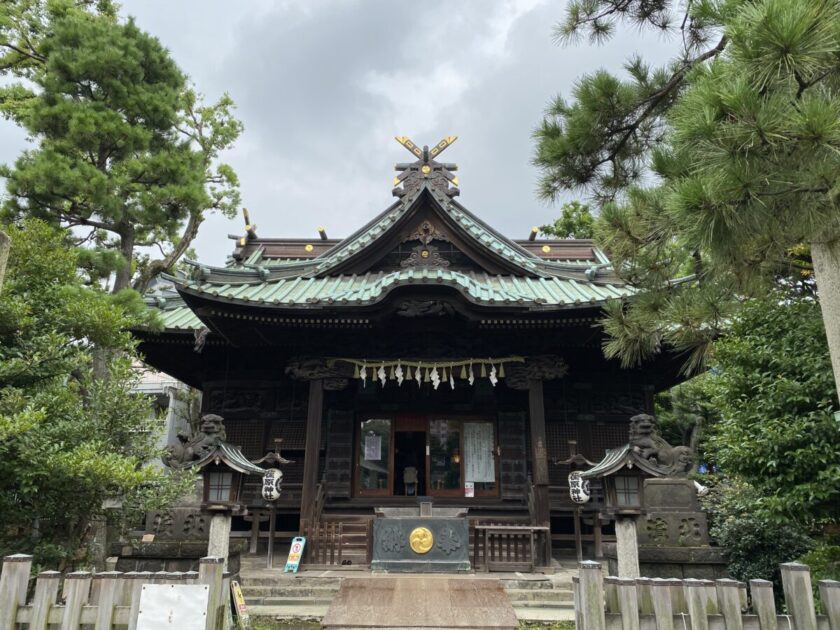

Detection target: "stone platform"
[321, 576, 519, 629]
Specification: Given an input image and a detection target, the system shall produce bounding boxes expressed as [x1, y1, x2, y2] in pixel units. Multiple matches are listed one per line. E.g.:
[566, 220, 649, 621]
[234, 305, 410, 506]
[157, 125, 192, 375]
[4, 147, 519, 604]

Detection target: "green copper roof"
[580, 444, 665, 479]
[144, 177, 632, 331]
[157, 305, 203, 330]
[304, 185, 601, 279]
[179, 268, 633, 309]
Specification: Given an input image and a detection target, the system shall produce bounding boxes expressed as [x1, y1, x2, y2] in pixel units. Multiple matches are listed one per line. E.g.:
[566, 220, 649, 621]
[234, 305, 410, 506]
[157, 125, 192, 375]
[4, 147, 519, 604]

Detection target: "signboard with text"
[284, 536, 307, 573]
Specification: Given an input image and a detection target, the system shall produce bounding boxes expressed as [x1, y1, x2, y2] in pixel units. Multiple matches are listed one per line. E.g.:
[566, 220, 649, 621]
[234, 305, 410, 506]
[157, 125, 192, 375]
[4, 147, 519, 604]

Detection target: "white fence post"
[0, 554, 33, 628]
[781, 563, 817, 630]
[579, 560, 606, 630]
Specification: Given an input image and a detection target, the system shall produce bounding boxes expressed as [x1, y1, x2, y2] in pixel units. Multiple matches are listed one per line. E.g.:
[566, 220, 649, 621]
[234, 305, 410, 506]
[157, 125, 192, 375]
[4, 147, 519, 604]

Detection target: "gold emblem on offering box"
[409, 527, 433, 554]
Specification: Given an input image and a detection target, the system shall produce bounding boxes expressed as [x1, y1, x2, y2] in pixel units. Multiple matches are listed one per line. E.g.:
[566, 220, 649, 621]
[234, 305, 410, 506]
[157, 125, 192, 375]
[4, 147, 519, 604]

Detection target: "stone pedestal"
[114, 538, 244, 574]
[615, 517, 640, 578]
[603, 478, 728, 579]
[207, 513, 232, 570]
[371, 517, 470, 572]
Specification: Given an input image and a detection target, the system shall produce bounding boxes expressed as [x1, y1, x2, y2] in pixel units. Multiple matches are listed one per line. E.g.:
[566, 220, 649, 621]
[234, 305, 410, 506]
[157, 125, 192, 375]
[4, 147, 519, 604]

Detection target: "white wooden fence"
[574, 560, 840, 629]
[0, 554, 229, 629]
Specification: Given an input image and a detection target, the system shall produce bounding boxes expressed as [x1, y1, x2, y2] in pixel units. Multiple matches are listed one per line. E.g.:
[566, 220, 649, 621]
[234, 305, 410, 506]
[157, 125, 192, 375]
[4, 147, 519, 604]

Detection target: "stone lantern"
[163, 414, 266, 568]
[574, 414, 696, 578]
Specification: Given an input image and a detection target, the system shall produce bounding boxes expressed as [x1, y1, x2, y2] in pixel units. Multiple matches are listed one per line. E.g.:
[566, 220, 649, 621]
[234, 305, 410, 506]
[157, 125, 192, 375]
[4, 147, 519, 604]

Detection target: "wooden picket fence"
[0, 554, 229, 629]
[574, 560, 840, 629]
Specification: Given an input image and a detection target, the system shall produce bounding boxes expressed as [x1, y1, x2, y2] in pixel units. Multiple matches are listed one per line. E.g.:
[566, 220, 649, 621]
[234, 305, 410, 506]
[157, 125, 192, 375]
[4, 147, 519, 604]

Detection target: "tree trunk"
[113, 226, 134, 293]
[132, 209, 204, 294]
[811, 238, 840, 404]
[0, 231, 10, 292]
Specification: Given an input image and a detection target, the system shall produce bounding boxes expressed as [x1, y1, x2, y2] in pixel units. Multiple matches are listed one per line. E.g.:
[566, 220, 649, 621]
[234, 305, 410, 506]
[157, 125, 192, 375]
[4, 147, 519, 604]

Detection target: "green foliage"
[655, 288, 839, 582]
[706, 291, 840, 525]
[533, 59, 678, 204]
[0, 220, 192, 568]
[702, 478, 814, 596]
[540, 200, 595, 239]
[0, 0, 242, 293]
[655, 374, 719, 457]
[801, 539, 840, 603]
[535, 0, 840, 378]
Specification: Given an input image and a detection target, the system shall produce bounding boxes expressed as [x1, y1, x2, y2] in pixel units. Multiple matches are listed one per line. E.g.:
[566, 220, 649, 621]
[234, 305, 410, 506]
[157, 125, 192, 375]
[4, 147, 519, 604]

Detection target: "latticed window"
[207, 472, 233, 502]
[614, 475, 640, 507]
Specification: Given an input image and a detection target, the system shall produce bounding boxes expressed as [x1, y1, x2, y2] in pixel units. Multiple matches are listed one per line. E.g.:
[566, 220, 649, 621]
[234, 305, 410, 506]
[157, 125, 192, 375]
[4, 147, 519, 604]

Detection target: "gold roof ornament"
[392, 136, 460, 199]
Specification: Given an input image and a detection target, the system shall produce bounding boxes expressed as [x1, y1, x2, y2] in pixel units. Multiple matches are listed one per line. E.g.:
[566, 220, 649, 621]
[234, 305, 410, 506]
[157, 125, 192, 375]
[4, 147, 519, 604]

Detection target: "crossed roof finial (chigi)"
[392, 136, 460, 199]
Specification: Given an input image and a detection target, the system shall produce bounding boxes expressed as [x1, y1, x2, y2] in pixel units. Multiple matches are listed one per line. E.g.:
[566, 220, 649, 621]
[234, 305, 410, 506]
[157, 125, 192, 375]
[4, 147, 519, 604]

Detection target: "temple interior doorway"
[394, 431, 425, 496]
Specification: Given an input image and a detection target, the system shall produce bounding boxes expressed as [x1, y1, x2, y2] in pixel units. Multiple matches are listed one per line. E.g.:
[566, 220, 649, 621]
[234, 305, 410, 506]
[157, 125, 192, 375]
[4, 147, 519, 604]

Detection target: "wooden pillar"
[300, 378, 324, 526]
[528, 378, 551, 566]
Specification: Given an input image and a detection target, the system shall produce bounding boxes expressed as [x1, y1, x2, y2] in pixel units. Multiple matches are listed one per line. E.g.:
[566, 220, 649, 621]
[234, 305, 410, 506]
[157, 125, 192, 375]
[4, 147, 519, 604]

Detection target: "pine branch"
[602, 35, 728, 169]
[133, 209, 202, 292]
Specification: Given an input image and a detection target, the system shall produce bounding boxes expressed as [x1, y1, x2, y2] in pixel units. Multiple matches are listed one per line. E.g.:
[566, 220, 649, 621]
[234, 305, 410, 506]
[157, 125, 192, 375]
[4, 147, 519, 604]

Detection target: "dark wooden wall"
[200, 375, 652, 513]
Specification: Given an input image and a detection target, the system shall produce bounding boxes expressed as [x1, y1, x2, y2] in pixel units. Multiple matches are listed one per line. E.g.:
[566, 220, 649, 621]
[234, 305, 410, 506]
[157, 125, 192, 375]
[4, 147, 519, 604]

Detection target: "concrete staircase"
[237, 556, 576, 623]
[502, 575, 576, 623]
[239, 572, 341, 621]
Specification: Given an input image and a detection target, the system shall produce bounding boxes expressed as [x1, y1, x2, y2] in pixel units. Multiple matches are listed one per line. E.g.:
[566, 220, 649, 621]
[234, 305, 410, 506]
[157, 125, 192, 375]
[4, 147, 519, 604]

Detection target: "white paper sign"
[464, 482, 475, 498]
[136, 584, 209, 630]
[364, 433, 381, 461]
[464, 422, 495, 482]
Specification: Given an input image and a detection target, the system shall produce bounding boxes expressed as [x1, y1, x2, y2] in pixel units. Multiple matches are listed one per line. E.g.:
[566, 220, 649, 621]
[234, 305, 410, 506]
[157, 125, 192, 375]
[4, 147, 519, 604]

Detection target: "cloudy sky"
[0, 0, 676, 266]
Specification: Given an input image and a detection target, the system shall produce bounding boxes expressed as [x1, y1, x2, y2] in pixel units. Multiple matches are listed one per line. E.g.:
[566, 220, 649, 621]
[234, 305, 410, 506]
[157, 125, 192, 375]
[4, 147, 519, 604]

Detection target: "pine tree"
[0, 0, 242, 293]
[535, 0, 840, 402]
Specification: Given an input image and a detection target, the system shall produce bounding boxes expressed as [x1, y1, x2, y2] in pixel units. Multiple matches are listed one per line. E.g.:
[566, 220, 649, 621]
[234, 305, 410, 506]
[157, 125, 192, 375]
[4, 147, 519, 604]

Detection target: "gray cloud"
[1, 1, 677, 264]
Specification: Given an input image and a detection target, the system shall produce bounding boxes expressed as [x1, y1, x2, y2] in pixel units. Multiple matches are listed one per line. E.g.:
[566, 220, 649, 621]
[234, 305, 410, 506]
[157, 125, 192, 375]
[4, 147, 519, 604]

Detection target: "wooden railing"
[0, 554, 228, 630]
[471, 521, 551, 572]
[301, 518, 373, 567]
[574, 560, 840, 629]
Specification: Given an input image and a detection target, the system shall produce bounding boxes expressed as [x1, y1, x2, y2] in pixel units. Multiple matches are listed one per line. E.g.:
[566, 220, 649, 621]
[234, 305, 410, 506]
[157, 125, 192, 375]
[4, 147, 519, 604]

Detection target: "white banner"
[364, 433, 381, 461]
[464, 422, 495, 482]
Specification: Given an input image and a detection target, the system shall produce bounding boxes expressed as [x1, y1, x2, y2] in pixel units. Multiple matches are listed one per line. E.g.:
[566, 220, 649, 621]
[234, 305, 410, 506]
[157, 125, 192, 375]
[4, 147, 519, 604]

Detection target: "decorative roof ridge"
[448, 197, 538, 262]
[307, 198, 406, 273]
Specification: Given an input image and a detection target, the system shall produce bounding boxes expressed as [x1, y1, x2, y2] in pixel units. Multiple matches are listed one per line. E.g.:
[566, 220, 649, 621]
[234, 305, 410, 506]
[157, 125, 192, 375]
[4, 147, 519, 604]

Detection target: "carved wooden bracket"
[394, 299, 456, 318]
[285, 357, 353, 381]
[400, 243, 450, 268]
[404, 220, 450, 245]
[506, 355, 569, 390]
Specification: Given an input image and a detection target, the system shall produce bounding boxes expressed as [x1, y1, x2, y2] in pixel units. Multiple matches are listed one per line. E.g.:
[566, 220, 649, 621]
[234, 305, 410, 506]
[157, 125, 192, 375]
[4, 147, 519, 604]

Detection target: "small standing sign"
[284, 536, 307, 573]
[230, 580, 250, 628]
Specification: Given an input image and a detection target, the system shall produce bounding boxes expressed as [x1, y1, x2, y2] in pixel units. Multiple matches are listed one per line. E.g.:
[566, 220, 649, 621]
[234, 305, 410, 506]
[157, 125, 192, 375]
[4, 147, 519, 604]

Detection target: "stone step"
[240, 585, 341, 597]
[246, 604, 329, 619]
[240, 575, 343, 587]
[509, 599, 575, 610]
[500, 578, 567, 590]
[246, 596, 334, 606]
[513, 605, 576, 622]
[505, 588, 574, 603]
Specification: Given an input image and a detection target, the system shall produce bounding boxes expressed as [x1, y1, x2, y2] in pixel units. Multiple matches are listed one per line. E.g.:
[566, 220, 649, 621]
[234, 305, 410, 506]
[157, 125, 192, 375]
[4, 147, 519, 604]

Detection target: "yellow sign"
[409, 527, 434, 554]
[230, 580, 250, 628]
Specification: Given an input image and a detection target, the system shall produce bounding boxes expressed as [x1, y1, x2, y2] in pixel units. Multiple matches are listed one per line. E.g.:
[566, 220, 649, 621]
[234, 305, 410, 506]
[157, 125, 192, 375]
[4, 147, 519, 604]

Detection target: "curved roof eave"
[172, 269, 633, 313]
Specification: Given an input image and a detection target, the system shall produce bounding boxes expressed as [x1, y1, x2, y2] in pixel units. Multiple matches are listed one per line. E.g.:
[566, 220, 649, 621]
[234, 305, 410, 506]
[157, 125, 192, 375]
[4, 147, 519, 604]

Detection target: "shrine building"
[137, 137, 687, 568]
